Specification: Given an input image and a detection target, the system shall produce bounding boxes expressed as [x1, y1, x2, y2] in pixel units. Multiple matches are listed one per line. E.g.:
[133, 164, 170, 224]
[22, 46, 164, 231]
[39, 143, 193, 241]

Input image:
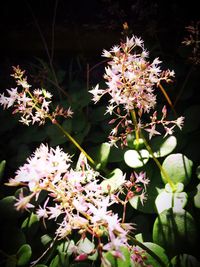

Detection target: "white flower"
[89, 84, 105, 103]
[48, 204, 63, 220]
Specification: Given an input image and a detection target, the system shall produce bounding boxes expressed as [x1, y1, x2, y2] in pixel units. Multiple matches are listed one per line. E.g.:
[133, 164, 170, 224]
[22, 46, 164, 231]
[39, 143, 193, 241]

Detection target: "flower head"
[89, 34, 182, 145]
[0, 66, 73, 125]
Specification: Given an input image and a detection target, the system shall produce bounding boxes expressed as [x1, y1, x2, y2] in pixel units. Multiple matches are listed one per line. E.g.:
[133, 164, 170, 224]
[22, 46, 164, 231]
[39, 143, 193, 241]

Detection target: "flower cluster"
[6, 144, 150, 266]
[0, 66, 73, 125]
[90, 35, 174, 113]
[89, 35, 184, 145]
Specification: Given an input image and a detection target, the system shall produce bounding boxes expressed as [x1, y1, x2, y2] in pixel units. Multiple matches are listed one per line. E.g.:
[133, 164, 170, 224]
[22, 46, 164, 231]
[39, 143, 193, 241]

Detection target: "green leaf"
[77, 238, 95, 254]
[72, 112, 87, 133]
[34, 265, 48, 267]
[88, 142, 110, 170]
[170, 254, 200, 267]
[21, 212, 39, 236]
[70, 88, 91, 109]
[196, 165, 200, 179]
[0, 160, 6, 180]
[45, 125, 67, 146]
[135, 233, 144, 242]
[150, 135, 177, 158]
[70, 263, 92, 267]
[194, 183, 200, 209]
[1, 226, 26, 254]
[16, 244, 32, 266]
[49, 255, 60, 267]
[155, 190, 188, 214]
[90, 106, 109, 122]
[101, 246, 131, 267]
[126, 134, 144, 150]
[96, 142, 110, 169]
[57, 240, 75, 255]
[101, 168, 125, 193]
[108, 147, 127, 163]
[41, 234, 52, 246]
[153, 208, 197, 258]
[124, 149, 149, 168]
[0, 196, 19, 220]
[165, 182, 185, 193]
[143, 242, 169, 267]
[161, 153, 193, 185]
[88, 250, 98, 261]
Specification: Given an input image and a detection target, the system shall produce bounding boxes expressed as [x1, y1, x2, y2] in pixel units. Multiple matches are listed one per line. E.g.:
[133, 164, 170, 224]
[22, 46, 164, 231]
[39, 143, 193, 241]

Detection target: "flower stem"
[130, 109, 140, 143]
[158, 83, 177, 116]
[52, 119, 96, 167]
[140, 132, 175, 190]
[25, 88, 96, 167]
[130, 110, 175, 190]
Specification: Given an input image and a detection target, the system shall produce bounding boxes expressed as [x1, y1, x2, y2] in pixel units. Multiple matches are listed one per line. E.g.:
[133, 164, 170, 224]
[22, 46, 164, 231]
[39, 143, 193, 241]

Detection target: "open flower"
[0, 66, 73, 125]
[90, 35, 183, 145]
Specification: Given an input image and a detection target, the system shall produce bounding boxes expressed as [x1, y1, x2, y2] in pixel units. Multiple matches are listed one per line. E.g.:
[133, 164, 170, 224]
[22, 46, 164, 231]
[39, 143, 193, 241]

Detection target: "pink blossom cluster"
[0, 66, 73, 125]
[6, 144, 150, 265]
[90, 35, 174, 113]
[89, 35, 184, 145]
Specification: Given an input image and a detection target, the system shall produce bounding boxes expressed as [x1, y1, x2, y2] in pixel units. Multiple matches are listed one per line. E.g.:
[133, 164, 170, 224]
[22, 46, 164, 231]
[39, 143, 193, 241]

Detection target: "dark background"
[0, 0, 199, 66]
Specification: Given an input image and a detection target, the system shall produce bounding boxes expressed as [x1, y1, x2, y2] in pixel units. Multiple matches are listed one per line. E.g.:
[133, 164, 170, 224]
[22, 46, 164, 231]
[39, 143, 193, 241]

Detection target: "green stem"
[25, 88, 96, 167]
[130, 110, 140, 143]
[130, 110, 175, 190]
[53, 120, 96, 167]
[128, 236, 167, 267]
[140, 132, 175, 191]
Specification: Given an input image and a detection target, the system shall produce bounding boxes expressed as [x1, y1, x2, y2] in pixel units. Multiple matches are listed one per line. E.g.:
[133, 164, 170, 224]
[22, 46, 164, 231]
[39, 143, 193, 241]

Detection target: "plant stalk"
[53, 120, 96, 167]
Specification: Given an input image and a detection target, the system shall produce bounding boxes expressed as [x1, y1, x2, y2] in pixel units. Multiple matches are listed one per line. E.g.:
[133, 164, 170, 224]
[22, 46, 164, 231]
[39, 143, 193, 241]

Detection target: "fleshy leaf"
[1, 226, 26, 254]
[97, 142, 110, 169]
[170, 254, 200, 267]
[88, 142, 110, 170]
[34, 265, 48, 267]
[16, 244, 32, 266]
[49, 255, 59, 267]
[0, 160, 6, 180]
[153, 208, 197, 258]
[57, 240, 75, 255]
[124, 149, 149, 168]
[101, 246, 130, 267]
[196, 165, 200, 179]
[161, 153, 193, 185]
[150, 135, 177, 158]
[101, 168, 125, 193]
[143, 242, 169, 267]
[108, 146, 127, 163]
[155, 190, 188, 214]
[194, 183, 200, 209]
[41, 234, 52, 246]
[21, 212, 39, 236]
[0, 196, 19, 220]
[77, 238, 95, 255]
